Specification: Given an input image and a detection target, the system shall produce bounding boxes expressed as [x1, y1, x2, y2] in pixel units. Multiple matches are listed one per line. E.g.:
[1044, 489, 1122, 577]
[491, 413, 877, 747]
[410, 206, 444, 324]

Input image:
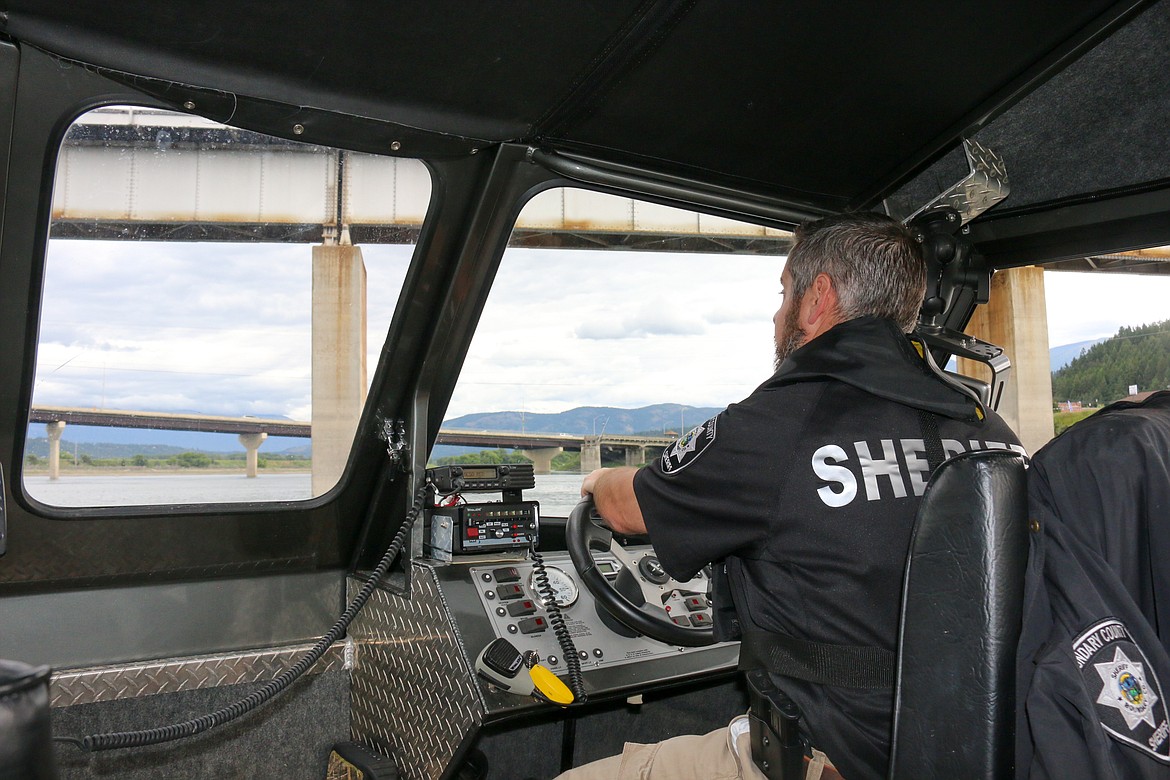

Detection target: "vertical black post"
[0, 463, 6, 556]
[560, 714, 577, 773]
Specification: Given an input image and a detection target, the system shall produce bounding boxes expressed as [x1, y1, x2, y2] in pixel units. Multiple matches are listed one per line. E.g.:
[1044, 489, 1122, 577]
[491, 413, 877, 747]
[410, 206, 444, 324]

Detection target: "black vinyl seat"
[888, 449, 1029, 778]
[755, 449, 1030, 779]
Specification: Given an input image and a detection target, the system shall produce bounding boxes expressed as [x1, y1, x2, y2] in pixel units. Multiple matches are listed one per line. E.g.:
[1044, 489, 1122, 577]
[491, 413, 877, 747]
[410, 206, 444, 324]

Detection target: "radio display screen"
[462, 467, 497, 480]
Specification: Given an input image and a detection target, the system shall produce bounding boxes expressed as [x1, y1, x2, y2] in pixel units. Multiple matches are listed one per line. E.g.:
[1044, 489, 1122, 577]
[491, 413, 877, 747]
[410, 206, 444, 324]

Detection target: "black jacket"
[634, 316, 1021, 780]
[1028, 391, 1170, 651]
[1019, 392, 1170, 778]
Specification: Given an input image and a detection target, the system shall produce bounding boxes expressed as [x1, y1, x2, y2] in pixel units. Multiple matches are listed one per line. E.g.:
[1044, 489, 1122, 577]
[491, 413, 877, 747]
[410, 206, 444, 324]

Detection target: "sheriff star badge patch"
[1074, 618, 1170, 762]
[661, 417, 717, 474]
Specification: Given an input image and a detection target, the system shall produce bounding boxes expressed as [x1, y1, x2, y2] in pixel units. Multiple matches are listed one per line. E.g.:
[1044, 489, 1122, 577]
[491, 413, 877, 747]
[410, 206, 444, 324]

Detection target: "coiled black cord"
[68, 482, 430, 752]
[529, 542, 587, 704]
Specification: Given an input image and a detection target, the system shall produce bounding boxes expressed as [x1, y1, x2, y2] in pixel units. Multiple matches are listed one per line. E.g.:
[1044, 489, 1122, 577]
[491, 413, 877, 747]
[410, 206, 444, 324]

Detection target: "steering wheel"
[567, 497, 715, 647]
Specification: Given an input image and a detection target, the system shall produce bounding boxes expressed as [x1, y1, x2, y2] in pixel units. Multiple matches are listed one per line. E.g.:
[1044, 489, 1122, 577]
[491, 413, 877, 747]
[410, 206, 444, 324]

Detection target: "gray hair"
[786, 212, 925, 332]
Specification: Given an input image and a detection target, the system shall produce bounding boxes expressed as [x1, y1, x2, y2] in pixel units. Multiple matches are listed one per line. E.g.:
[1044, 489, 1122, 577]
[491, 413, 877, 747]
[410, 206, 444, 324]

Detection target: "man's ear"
[801, 272, 839, 330]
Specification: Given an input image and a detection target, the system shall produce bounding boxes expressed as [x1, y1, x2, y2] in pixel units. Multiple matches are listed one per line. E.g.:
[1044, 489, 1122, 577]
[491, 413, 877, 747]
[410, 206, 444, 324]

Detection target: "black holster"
[747, 669, 804, 780]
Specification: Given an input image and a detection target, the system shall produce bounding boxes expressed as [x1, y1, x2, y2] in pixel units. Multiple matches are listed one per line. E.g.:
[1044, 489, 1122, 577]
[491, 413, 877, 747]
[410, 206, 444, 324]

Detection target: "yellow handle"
[529, 664, 574, 706]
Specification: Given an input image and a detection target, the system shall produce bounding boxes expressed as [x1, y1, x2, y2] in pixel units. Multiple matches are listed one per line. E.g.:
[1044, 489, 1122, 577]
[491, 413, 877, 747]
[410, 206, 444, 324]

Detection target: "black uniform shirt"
[633, 316, 1022, 780]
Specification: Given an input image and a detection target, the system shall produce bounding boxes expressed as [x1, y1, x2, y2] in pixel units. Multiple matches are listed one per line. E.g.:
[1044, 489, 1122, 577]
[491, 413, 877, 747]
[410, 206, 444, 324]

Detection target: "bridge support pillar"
[960, 265, 1054, 454]
[580, 437, 601, 473]
[46, 421, 65, 480]
[238, 432, 268, 478]
[624, 446, 647, 467]
[520, 448, 562, 475]
[311, 243, 367, 496]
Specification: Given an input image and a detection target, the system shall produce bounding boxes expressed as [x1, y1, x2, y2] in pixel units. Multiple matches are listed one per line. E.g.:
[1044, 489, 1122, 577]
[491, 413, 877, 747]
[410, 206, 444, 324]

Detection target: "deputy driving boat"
[1, 3, 1170, 779]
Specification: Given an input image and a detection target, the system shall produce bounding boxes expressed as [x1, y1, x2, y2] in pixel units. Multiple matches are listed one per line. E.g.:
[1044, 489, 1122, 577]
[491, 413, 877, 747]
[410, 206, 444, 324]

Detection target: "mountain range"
[444, 403, 722, 437]
[1049, 337, 1109, 372]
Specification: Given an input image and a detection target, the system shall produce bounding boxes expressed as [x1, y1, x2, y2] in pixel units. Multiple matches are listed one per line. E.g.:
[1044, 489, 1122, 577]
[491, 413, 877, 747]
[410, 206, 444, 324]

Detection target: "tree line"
[428, 449, 583, 471]
[1051, 319, 1170, 405]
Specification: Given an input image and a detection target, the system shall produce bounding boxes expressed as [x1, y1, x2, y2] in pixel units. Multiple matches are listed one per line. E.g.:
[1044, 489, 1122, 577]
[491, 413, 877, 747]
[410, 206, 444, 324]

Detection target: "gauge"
[529, 566, 579, 608]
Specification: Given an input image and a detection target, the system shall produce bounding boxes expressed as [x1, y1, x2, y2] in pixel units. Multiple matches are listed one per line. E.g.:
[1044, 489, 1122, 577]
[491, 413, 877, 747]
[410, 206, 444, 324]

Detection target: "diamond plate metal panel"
[349, 565, 485, 780]
[50, 641, 348, 708]
[906, 138, 1010, 225]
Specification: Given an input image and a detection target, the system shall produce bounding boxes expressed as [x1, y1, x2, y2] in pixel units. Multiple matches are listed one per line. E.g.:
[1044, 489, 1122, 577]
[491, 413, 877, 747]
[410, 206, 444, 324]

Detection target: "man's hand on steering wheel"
[580, 467, 647, 535]
[567, 496, 715, 647]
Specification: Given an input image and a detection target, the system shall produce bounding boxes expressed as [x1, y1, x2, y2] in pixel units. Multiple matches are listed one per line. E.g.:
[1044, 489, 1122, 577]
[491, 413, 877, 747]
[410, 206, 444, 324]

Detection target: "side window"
[1044, 269, 1170, 433]
[25, 107, 430, 507]
[437, 188, 792, 515]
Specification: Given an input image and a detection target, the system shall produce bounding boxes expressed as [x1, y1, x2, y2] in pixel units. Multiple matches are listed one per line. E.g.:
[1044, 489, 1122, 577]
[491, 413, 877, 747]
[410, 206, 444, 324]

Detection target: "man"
[559, 212, 1023, 780]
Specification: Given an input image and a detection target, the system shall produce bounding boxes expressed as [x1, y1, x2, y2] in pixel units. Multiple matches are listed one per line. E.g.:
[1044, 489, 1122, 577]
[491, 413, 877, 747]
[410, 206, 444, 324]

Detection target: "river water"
[24, 471, 589, 515]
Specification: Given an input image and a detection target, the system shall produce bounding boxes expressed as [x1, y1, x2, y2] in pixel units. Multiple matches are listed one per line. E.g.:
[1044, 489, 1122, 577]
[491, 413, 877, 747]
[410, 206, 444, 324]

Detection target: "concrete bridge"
[28, 406, 310, 480]
[28, 406, 674, 478]
[47, 106, 786, 494]
[436, 429, 673, 472]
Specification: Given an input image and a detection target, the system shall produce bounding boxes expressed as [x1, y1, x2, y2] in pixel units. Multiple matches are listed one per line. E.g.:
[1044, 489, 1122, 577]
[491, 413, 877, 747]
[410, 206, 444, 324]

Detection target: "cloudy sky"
[31, 238, 1170, 433]
[35, 240, 410, 423]
[1043, 270, 1170, 347]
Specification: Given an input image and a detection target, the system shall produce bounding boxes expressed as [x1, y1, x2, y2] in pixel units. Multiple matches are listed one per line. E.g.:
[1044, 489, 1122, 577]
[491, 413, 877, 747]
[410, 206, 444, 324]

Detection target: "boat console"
[339, 466, 739, 776]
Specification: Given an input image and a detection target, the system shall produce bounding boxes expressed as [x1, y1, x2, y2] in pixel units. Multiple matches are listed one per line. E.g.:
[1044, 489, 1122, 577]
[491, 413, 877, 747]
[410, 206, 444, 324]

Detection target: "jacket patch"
[1074, 618, 1170, 762]
[661, 418, 717, 475]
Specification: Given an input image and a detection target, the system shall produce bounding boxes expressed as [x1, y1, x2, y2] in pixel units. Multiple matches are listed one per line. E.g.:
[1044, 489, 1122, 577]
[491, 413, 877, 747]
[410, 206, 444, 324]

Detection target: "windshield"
[25, 106, 430, 507]
[439, 187, 791, 515]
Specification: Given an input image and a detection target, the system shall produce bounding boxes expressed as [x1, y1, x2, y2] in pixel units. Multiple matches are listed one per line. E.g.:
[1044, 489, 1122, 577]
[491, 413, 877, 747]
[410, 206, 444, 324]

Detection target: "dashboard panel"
[470, 549, 716, 674]
[428, 547, 740, 722]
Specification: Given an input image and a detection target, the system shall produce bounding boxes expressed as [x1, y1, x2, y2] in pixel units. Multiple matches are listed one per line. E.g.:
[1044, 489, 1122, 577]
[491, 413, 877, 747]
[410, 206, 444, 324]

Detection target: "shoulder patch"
[661, 417, 718, 475]
[1074, 618, 1170, 762]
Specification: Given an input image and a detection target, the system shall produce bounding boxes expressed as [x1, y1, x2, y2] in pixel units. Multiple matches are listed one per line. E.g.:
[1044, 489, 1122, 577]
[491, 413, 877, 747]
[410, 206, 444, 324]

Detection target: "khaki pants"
[554, 714, 835, 780]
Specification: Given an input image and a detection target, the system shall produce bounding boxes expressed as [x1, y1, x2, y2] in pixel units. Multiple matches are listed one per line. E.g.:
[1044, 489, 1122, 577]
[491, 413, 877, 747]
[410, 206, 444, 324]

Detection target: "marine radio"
[425, 463, 538, 560]
[427, 463, 535, 494]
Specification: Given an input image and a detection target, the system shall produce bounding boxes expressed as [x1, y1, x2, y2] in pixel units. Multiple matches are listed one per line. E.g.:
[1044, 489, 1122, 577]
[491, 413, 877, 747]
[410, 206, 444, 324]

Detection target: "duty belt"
[738, 630, 894, 689]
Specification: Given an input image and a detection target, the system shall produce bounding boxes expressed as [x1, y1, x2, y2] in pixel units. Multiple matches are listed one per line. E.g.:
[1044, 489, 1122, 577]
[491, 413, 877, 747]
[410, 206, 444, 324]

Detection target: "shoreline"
[23, 467, 588, 478]
[23, 467, 312, 477]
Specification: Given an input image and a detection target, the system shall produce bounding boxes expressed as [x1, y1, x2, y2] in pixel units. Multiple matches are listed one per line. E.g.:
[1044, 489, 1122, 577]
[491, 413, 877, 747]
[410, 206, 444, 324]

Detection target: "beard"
[773, 301, 807, 371]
